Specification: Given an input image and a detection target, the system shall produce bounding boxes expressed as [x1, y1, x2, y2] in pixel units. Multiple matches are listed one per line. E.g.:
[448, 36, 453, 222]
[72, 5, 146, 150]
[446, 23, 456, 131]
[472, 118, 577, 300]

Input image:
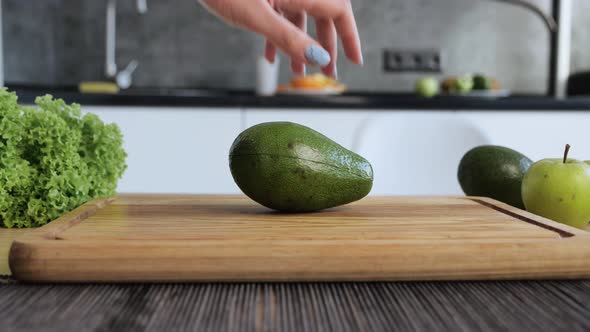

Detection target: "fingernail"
[305, 45, 331, 67]
[360, 54, 364, 66]
[334, 66, 338, 80]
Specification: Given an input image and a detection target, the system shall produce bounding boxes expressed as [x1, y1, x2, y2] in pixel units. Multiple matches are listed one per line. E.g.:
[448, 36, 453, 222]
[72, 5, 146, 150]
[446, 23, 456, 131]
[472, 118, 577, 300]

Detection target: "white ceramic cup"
[256, 56, 280, 96]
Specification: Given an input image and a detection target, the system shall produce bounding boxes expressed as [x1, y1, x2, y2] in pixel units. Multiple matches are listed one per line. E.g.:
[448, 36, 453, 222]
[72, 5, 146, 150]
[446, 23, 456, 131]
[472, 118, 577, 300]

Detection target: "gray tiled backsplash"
[4, 0, 589, 93]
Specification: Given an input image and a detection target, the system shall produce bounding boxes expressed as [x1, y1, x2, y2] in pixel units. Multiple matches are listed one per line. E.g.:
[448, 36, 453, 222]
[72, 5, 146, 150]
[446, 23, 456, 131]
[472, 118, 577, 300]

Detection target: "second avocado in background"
[458, 145, 533, 209]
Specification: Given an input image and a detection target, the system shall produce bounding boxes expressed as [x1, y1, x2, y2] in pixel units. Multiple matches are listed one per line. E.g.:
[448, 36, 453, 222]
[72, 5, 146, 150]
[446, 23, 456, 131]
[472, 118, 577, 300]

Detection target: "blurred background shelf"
[9, 84, 590, 110]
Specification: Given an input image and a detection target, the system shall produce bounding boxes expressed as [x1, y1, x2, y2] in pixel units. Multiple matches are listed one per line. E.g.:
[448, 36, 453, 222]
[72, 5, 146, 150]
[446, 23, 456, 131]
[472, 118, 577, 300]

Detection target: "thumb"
[257, 12, 331, 67]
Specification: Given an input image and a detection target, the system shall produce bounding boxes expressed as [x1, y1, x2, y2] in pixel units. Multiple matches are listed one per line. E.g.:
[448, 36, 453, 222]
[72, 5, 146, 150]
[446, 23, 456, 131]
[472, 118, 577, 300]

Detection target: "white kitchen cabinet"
[458, 111, 590, 162]
[84, 106, 243, 194]
[79, 106, 590, 197]
[350, 110, 590, 195]
[352, 112, 491, 196]
[243, 109, 371, 150]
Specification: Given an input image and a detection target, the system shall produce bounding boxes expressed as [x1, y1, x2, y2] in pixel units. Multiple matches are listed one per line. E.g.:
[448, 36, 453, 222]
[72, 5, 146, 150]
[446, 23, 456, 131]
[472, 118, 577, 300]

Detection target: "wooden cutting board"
[8, 195, 590, 282]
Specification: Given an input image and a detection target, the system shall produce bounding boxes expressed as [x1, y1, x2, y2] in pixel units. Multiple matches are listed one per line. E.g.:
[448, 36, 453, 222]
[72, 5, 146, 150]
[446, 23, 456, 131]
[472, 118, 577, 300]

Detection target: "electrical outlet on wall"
[383, 49, 443, 73]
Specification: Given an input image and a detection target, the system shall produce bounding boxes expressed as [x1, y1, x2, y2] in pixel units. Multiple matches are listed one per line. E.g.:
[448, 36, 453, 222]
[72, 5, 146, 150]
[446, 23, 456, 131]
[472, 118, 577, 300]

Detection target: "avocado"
[229, 122, 373, 212]
[473, 74, 492, 90]
[458, 145, 533, 209]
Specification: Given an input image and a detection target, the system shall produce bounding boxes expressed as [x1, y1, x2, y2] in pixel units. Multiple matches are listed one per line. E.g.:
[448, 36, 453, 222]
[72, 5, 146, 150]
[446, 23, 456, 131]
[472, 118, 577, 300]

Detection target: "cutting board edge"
[23, 196, 117, 241]
[9, 236, 590, 282]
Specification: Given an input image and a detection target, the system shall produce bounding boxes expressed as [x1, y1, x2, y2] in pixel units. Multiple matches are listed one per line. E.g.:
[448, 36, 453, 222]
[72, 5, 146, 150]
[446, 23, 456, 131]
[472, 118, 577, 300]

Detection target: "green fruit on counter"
[229, 122, 374, 212]
[522, 145, 590, 229]
[454, 75, 474, 93]
[473, 74, 492, 90]
[458, 145, 533, 209]
[415, 77, 439, 98]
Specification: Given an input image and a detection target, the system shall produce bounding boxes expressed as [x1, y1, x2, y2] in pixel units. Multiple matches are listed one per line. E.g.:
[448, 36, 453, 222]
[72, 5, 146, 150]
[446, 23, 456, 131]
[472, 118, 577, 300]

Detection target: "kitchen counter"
[8, 85, 590, 110]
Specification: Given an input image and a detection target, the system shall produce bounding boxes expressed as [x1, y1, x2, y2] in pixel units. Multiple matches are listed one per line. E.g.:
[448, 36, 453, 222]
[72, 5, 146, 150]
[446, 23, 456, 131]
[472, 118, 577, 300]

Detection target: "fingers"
[274, 0, 343, 17]
[264, 40, 277, 63]
[275, 0, 363, 65]
[333, 1, 362, 65]
[315, 18, 337, 78]
[200, 0, 359, 68]
[263, 0, 278, 64]
[284, 11, 307, 75]
[257, 9, 330, 67]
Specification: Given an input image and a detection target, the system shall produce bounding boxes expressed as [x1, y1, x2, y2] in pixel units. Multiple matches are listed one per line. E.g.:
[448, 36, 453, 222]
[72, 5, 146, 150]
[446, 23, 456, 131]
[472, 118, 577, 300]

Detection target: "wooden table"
[1, 227, 590, 331]
[0, 279, 589, 331]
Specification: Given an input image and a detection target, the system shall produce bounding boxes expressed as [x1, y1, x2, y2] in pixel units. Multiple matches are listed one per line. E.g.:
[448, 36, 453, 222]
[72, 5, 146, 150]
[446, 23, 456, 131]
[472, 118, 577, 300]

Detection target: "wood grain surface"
[1, 281, 589, 332]
[8, 195, 590, 282]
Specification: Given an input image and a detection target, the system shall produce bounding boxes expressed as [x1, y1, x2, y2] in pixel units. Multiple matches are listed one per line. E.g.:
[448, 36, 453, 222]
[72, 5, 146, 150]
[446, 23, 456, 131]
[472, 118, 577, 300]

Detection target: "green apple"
[415, 77, 439, 98]
[522, 145, 590, 229]
[454, 75, 474, 93]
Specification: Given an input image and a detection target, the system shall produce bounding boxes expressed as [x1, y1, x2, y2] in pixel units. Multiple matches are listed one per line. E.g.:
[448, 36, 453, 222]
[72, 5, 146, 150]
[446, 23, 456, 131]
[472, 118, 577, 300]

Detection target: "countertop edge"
[8, 87, 590, 111]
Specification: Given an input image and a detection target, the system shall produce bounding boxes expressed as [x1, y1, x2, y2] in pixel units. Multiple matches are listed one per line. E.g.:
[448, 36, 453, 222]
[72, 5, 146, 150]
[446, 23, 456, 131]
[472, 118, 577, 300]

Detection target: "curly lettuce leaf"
[0, 89, 127, 228]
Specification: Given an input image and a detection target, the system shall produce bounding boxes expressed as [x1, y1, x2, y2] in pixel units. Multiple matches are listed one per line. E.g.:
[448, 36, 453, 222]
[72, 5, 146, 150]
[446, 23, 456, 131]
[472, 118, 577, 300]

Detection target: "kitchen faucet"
[492, 0, 557, 31]
[489, 0, 571, 98]
[106, 0, 148, 89]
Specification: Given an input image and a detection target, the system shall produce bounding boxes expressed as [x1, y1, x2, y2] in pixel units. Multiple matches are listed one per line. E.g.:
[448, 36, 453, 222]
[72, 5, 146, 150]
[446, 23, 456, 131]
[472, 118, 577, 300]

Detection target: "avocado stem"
[563, 144, 571, 163]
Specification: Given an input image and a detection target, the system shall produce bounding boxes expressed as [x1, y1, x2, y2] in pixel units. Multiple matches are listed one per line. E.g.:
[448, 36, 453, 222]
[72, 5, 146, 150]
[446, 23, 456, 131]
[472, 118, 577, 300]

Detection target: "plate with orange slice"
[277, 73, 347, 95]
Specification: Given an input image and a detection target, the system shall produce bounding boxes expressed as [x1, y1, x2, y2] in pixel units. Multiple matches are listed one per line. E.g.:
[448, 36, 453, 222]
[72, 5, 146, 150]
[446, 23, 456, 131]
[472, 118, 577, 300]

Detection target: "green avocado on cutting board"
[229, 122, 374, 212]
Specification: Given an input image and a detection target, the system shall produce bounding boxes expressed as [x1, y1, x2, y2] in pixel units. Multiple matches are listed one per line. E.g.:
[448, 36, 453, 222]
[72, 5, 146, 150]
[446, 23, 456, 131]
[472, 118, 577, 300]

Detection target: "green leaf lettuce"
[0, 89, 127, 228]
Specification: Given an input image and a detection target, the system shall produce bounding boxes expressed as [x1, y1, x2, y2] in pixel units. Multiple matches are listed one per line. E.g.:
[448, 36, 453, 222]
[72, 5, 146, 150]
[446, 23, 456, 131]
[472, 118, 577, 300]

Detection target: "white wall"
[84, 106, 590, 196]
[459, 111, 590, 162]
[86, 106, 243, 194]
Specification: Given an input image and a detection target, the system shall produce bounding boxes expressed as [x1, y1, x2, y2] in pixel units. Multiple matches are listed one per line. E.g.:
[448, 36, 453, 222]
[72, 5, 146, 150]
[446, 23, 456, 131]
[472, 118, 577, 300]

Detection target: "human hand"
[199, 0, 363, 78]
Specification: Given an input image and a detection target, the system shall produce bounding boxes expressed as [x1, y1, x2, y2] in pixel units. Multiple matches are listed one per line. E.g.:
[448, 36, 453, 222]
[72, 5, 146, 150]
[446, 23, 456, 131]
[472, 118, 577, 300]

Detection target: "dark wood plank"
[0, 280, 589, 331]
